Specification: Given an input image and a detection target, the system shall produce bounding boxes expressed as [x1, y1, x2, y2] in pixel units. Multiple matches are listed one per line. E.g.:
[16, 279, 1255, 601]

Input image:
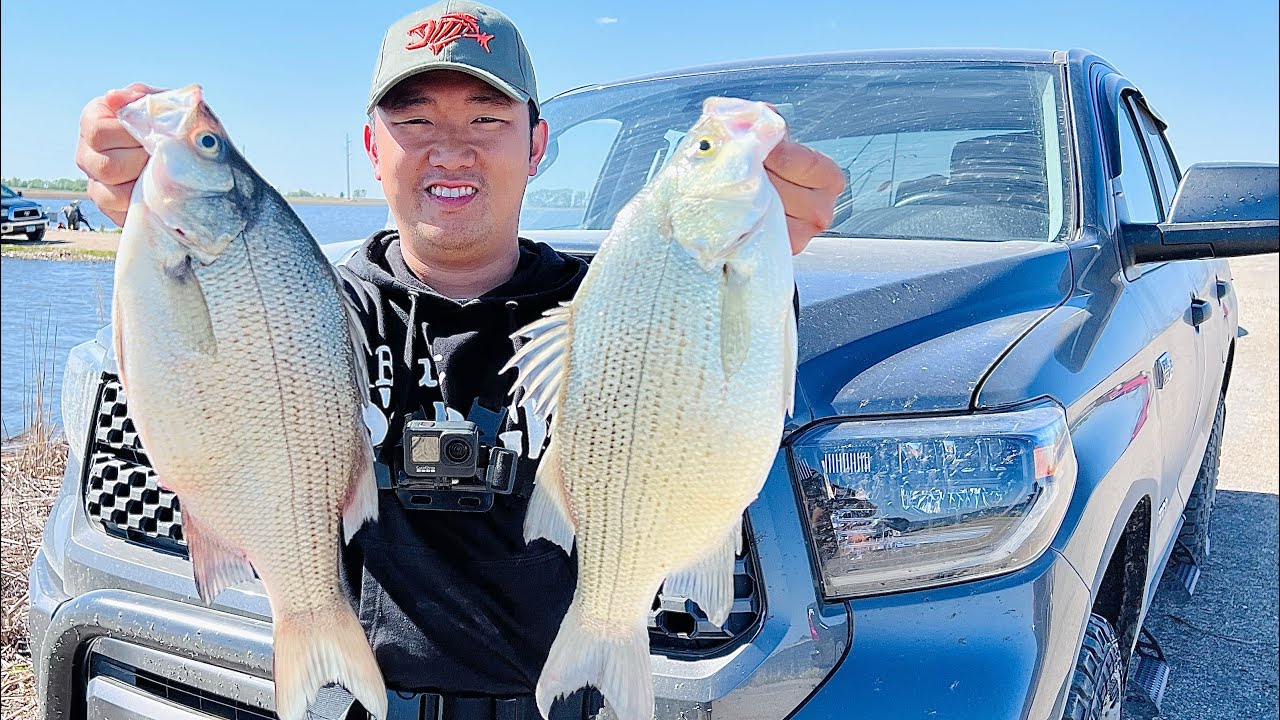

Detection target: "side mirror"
[1124, 162, 1278, 264]
[16, 190, 23, 197]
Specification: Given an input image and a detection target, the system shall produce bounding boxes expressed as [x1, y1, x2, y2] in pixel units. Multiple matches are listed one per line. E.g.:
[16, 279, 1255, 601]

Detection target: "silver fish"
[112, 85, 388, 720]
[505, 97, 796, 720]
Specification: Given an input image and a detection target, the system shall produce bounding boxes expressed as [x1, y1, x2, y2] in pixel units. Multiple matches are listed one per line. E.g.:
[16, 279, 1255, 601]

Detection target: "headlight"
[786, 401, 1076, 600]
[61, 343, 103, 461]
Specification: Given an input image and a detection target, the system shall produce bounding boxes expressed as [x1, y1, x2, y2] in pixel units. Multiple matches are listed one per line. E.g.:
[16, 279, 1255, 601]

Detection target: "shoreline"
[14, 187, 388, 207]
[2, 229, 118, 261]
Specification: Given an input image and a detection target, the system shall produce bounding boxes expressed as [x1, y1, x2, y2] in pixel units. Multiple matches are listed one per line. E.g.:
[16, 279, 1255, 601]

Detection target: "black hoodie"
[334, 230, 588, 696]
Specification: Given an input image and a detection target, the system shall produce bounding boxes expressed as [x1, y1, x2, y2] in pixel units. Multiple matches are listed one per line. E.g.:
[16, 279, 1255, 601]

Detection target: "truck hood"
[322, 231, 1073, 420]
[792, 236, 1071, 419]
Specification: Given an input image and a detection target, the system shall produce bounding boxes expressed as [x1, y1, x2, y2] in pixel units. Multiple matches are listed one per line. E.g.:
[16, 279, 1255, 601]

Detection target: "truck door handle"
[1190, 298, 1212, 327]
[1215, 280, 1231, 299]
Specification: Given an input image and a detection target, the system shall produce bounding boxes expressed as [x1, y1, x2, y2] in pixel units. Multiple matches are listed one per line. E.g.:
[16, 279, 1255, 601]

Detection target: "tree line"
[4, 177, 88, 191]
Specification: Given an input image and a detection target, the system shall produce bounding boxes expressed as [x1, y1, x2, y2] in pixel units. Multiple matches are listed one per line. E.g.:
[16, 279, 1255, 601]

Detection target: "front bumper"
[28, 551, 278, 719]
[2, 217, 47, 235]
[790, 548, 1091, 720]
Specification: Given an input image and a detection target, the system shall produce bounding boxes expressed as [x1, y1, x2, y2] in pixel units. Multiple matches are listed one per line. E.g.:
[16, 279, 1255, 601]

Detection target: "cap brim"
[367, 61, 532, 115]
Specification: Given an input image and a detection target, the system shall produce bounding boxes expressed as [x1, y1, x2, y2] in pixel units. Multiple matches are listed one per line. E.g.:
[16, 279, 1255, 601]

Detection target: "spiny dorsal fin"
[502, 302, 573, 460]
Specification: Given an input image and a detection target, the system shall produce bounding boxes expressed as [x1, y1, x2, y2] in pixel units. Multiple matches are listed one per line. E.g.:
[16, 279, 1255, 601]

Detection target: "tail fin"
[273, 608, 387, 720]
[535, 601, 652, 720]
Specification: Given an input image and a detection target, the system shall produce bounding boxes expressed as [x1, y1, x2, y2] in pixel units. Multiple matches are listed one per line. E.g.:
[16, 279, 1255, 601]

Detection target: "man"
[75, 3, 844, 718]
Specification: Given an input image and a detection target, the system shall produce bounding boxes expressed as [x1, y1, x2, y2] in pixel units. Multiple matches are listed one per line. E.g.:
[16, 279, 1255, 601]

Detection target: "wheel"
[1062, 614, 1124, 720]
[25, 226, 45, 242]
[1178, 395, 1224, 564]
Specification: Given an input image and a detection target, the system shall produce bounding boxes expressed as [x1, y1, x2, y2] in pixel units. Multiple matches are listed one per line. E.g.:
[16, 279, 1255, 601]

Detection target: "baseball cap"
[367, 1, 539, 115]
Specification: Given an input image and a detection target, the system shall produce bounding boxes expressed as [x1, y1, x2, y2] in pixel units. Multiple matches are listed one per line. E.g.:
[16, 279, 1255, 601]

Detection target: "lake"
[1, 199, 392, 440]
[2, 198, 587, 439]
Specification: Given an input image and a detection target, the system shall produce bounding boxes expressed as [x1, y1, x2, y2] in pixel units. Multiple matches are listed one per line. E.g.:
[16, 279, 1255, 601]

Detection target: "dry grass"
[1, 316, 71, 719]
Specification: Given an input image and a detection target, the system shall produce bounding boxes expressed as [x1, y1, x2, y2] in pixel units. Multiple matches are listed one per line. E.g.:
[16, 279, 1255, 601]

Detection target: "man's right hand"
[75, 84, 165, 227]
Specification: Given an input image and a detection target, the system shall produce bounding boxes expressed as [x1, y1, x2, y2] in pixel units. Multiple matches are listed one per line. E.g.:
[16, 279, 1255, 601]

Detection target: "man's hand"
[75, 84, 164, 228]
[764, 139, 845, 255]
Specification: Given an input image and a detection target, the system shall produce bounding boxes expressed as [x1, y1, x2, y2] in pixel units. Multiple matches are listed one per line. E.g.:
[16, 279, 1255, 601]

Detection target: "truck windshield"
[0, 185, 17, 199]
[524, 62, 1071, 243]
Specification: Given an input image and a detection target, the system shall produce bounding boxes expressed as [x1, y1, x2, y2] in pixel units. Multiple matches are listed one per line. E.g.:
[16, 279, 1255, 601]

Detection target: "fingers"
[765, 141, 845, 255]
[76, 84, 165, 228]
[764, 139, 845, 192]
[87, 179, 137, 228]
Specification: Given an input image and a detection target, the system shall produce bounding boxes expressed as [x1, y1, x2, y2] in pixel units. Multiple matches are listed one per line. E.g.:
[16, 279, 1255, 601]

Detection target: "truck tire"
[1178, 395, 1225, 564]
[26, 226, 45, 242]
[1061, 614, 1124, 720]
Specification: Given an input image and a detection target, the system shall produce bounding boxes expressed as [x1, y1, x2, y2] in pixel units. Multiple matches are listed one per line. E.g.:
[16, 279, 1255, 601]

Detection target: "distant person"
[62, 200, 92, 231]
[73, 2, 844, 718]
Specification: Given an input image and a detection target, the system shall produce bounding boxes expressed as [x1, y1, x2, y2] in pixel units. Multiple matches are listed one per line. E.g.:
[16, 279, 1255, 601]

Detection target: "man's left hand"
[764, 140, 845, 255]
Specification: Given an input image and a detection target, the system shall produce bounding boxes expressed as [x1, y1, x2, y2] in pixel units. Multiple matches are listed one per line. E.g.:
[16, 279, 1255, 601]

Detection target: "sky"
[2, 0, 1276, 200]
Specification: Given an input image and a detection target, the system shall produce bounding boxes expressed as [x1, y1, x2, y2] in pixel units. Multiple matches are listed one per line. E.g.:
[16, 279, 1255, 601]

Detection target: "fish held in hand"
[505, 97, 796, 720]
[112, 85, 388, 720]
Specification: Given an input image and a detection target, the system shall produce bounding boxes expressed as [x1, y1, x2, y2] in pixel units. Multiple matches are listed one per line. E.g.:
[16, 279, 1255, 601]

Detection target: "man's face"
[366, 71, 548, 257]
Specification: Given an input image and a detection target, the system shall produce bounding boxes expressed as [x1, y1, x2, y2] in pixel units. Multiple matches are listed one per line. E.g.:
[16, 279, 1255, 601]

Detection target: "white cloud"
[596, 16, 619, 24]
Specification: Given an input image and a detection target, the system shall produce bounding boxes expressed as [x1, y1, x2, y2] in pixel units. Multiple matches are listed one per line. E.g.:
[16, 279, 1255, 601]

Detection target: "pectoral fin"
[721, 261, 752, 379]
[162, 257, 219, 357]
[523, 439, 575, 554]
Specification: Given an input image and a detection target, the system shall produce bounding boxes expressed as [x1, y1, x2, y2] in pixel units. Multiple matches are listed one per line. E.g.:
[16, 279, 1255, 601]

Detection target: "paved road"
[1124, 254, 1279, 720]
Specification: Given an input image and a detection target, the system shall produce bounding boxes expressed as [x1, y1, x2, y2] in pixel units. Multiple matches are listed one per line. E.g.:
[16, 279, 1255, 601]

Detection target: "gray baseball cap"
[367, 1, 538, 115]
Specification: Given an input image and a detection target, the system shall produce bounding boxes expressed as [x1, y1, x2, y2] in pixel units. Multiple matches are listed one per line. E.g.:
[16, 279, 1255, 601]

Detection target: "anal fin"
[182, 504, 255, 604]
[663, 519, 742, 627]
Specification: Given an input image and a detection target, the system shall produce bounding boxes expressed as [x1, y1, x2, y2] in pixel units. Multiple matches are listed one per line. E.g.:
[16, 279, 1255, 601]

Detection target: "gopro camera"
[391, 419, 519, 512]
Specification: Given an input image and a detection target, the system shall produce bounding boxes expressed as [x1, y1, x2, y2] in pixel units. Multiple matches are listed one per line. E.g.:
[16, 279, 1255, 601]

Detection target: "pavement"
[1123, 254, 1279, 720]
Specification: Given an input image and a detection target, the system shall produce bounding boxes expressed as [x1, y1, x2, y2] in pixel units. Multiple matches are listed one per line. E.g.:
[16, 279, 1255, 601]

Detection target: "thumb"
[103, 83, 166, 114]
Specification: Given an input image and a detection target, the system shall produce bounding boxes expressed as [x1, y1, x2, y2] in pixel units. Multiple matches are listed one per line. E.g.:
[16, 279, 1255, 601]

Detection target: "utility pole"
[345, 134, 352, 201]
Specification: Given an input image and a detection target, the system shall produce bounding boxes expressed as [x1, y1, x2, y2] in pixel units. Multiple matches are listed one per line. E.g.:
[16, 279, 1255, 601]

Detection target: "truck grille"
[82, 376, 187, 555]
[90, 654, 275, 720]
[11, 207, 40, 220]
[81, 374, 764, 655]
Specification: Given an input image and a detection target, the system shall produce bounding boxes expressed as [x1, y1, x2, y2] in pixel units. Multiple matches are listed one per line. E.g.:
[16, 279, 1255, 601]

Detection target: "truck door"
[1111, 91, 1206, 554]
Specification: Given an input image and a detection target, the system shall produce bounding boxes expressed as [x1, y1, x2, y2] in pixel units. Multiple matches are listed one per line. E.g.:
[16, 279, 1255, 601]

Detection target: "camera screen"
[409, 434, 440, 464]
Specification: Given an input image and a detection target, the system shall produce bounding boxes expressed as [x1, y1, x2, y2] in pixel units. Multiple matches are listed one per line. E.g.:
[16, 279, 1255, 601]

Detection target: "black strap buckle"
[360, 689, 603, 720]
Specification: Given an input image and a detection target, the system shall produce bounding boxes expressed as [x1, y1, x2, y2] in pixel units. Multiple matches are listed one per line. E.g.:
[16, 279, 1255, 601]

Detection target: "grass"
[0, 243, 116, 261]
[1, 316, 71, 719]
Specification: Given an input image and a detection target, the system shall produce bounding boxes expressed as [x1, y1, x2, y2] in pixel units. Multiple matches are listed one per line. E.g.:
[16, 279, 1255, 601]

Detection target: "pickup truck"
[29, 48, 1280, 720]
[1, 183, 49, 241]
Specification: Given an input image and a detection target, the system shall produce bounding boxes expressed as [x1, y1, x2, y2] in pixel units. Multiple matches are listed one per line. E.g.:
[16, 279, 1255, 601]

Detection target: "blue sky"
[2, 0, 1276, 200]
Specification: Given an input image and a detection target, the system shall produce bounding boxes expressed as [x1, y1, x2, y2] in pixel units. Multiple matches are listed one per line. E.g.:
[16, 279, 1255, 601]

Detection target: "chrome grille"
[11, 207, 40, 220]
[83, 375, 187, 555]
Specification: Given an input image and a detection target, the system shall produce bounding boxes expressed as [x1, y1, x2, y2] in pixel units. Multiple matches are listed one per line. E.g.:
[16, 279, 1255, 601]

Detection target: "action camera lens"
[444, 438, 473, 464]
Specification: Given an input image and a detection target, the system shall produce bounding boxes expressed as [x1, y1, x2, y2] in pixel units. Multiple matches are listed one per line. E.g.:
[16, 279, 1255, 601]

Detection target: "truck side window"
[1114, 104, 1163, 224]
[1131, 100, 1182, 214]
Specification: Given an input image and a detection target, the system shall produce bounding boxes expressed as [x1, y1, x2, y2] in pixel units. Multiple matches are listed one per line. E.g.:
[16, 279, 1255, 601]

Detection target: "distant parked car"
[1, 184, 49, 241]
[28, 48, 1280, 720]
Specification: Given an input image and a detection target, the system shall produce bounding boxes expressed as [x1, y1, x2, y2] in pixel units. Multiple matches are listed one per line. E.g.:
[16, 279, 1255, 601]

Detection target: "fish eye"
[696, 138, 714, 155]
[194, 132, 221, 156]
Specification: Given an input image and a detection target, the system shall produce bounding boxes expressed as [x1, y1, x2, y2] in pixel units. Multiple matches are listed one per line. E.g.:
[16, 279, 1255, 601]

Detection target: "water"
[28, 195, 390, 246]
[1, 258, 115, 439]
[1, 201, 393, 440]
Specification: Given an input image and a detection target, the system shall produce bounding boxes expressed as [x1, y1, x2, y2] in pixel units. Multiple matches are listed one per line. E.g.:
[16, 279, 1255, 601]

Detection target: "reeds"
[1, 313, 70, 719]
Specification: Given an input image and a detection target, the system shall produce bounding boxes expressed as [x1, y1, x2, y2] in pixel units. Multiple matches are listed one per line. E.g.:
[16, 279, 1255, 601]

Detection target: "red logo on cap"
[406, 12, 495, 54]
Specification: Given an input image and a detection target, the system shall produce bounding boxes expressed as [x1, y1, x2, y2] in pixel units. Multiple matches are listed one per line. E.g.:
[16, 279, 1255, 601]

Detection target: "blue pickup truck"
[1, 183, 49, 241]
[29, 49, 1279, 720]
